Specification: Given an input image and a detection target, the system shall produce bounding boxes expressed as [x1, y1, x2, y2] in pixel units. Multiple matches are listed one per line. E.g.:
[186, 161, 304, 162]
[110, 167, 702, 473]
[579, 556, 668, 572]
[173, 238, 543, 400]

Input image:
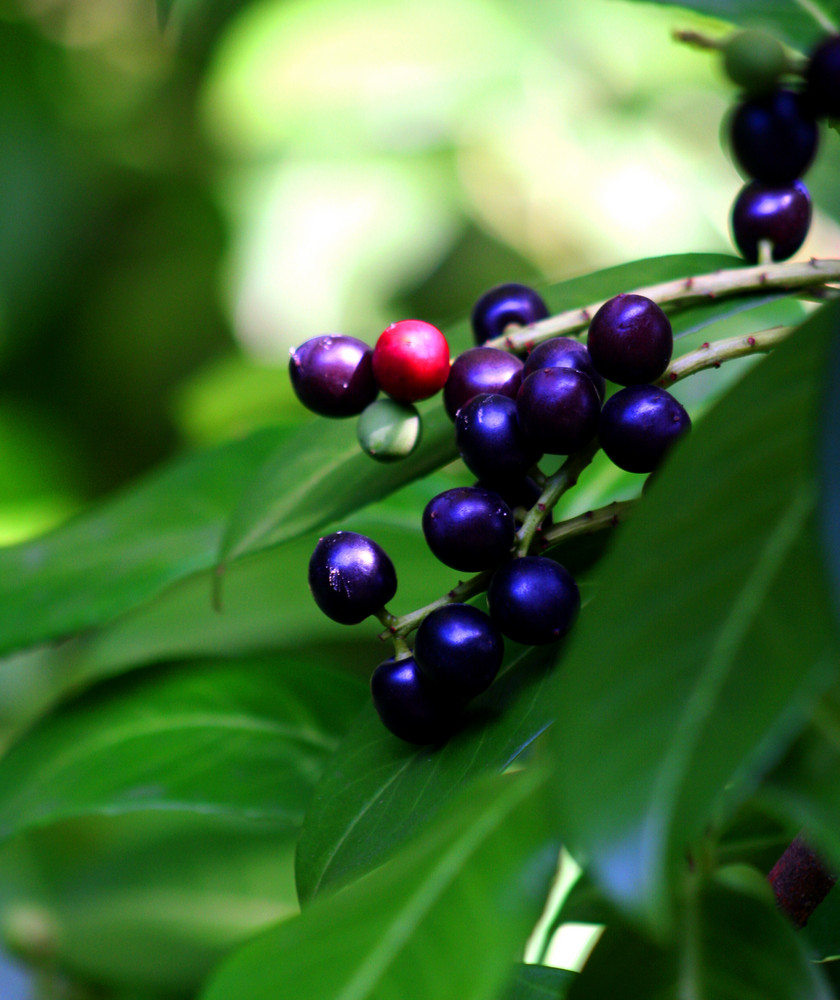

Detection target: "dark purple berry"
[587, 294, 673, 386]
[371, 655, 460, 745]
[308, 531, 397, 625]
[599, 385, 691, 474]
[729, 89, 818, 183]
[414, 604, 504, 700]
[289, 335, 378, 417]
[471, 283, 550, 346]
[474, 475, 547, 524]
[731, 180, 811, 262]
[455, 393, 543, 484]
[443, 347, 524, 421]
[523, 337, 606, 400]
[422, 486, 514, 572]
[487, 556, 580, 645]
[806, 34, 840, 119]
[516, 368, 601, 455]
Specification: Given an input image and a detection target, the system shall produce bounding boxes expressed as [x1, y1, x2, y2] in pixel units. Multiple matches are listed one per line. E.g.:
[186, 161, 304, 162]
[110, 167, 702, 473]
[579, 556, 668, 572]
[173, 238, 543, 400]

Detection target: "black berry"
[443, 347, 524, 421]
[731, 180, 811, 263]
[487, 556, 580, 645]
[371, 655, 460, 745]
[308, 531, 397, 624]
[471, 283, 550, 346]
[599, 384, 691, 474]
[289, 335, 378, 417]
[455, 393, 543, 484]
[414, 604, 504, 700]
[422, 487, 514, 572]
[806, 34, 840, 119]
[523, 336, 606, 401]
[516, 368, 601, 455]
[729, 89, 818, 184]
[587, 294, 673, 386]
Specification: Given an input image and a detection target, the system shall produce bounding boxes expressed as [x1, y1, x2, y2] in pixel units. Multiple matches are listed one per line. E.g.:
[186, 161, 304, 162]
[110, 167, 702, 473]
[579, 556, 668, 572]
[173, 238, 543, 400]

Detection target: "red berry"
[372, 320, 451, 403]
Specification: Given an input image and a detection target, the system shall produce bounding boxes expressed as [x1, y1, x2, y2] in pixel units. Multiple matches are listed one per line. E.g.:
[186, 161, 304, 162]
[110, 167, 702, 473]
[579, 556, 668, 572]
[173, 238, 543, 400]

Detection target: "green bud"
[357, 399, 422, 462]
[723, 30, 787, 94]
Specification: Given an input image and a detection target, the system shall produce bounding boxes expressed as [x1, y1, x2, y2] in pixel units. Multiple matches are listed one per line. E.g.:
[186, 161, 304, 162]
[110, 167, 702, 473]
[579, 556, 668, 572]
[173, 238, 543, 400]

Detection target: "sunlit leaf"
[295, 643, 557, 903]
[202, 769, 558, 1000]
[551, 301, 840, 934]
[0, 656, 366, 840]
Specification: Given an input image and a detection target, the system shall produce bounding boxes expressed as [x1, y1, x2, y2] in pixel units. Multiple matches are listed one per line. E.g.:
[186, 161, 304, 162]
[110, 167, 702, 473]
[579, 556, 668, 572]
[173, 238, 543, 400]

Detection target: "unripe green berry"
[357, 399, 422, 462]
[723, 30, 787, 94]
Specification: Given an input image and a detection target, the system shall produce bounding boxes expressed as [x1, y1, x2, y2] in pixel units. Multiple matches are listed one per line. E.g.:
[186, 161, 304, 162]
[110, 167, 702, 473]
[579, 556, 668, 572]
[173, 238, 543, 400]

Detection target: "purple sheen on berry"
[731, 180, 811, 263]
[443, 347, 524, 421]
[422, 487, 514, 572]
[414, 604, 504, 700]
[487, 556, 580, 646]
[289, 335, 378, 417]
[806, 34, 840, 119]
[370, 655, 461, 745]
[523, 337, 606, 400]
[587, 294, 673, 386]
[455, 393, 543, 484]
[516, 368, 601, 456]
[729, 89, 818, 183]
[599, 385, 691, 474]
[471, 283, 550, 346]
[308, 531, 397, 625]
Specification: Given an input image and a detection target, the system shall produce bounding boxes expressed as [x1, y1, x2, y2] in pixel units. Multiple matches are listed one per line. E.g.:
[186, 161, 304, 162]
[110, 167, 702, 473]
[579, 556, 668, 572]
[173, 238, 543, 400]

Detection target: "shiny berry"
[443, 347, 524, 421]
[487, 556, 580, 645]
[455, 393, 542, 484]
[371, 655, 460, 745]
[523, 336, 606, 400]
[372, 320, 450, 402]
[422, 487, 514, 572]
[599, 385, 691, 474]
[308, 531, 397, 625]
[516, 368, 601, 455]
[471, 283, 550, 346]
[729, 89, 818, 183]
[723, 30, 787, 94]
[289, 335, 378, 417]
[357, 399, 422, 462]
[806, 34, 840, 119]
[731, 180, 811, 263]
[414, 604, 504, 700]
[587, 294, 673, 386]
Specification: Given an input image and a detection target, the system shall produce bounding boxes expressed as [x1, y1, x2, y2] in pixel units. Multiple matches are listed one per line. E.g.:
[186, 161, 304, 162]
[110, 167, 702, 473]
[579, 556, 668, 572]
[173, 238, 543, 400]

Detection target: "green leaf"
[625, 0, 840, 50]
[566, 879, 832, 1000]
[498, 964, 576, 1000]
[0, 656, 366, 840]
[3, 811, 299, 995]
[819, 323, 840, 628]
[201, 769, 558, 1000]
[0, 426, 284, 658]
[295, 643, 557, 903]
[551, 301, 840, 934]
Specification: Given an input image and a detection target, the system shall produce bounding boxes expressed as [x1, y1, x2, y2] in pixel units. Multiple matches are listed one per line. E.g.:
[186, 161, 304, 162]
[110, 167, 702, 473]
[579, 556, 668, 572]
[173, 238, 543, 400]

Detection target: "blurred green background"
[0, 0, 836, 546]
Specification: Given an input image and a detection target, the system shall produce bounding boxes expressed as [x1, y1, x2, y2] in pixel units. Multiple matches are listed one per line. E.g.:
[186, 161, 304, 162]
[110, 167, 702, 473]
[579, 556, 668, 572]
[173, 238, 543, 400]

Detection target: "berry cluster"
[296, 281, 693, 745]
[722, 29, 840, 262]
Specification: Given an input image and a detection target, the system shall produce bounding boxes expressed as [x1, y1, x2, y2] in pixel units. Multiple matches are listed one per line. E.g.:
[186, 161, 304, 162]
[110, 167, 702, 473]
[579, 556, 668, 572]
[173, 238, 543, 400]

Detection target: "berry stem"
[488, 257, 840, 354]
[516, 439, 600, 557]
[540, 498, 638, 549]
[656, 325, 792, 386]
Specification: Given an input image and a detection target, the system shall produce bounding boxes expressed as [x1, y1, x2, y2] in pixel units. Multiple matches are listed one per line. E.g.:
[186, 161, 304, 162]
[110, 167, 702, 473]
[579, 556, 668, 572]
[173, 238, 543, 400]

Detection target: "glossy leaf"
[628, 0, 839, 50]
[567, 879, 832, 1000]
[295, 643, 557, 903]
[0, 656, 366, 841]
[0, 426, 284, 658]
[551, 301, 840, 933]
[202, 769, 558, 1000]
[498, 964, 575, 1000]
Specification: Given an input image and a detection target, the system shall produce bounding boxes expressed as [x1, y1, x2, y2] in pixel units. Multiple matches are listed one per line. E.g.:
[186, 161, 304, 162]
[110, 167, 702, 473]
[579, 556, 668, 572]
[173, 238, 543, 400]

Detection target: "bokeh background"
[1, 0, 837, 543]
